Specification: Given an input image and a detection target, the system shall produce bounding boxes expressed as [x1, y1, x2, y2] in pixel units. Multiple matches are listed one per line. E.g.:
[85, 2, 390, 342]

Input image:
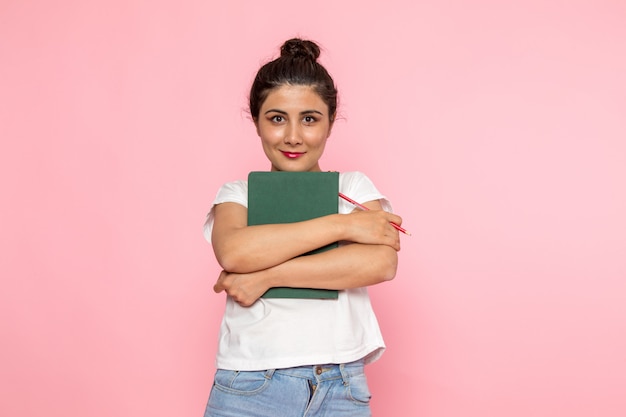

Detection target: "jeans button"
[315, 366, 323, 375]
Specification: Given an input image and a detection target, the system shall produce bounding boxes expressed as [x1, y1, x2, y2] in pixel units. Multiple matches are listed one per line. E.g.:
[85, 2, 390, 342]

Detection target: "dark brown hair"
[249, 38, 338, 121]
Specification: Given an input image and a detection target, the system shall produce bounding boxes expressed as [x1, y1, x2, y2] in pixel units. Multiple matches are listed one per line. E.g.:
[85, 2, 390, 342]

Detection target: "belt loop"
[264, 369, 276, 380]
[339, 363, 349, 386]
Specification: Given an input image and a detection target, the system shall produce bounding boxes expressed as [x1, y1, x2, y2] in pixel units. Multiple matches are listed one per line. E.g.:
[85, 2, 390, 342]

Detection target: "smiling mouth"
[281, 151, 305, 159]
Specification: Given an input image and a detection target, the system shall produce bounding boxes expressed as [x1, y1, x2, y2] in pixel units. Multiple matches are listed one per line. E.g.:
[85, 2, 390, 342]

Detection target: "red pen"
[339, 192, 411, 236]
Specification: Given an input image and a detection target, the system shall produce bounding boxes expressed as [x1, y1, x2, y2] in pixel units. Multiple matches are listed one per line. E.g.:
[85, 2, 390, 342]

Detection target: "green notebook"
[247, 171, 339, 299]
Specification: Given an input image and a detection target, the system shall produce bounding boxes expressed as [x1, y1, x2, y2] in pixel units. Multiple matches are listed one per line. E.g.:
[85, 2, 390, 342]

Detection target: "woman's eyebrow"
[263, 109, 325, 116]
[264, 109, 288, 115]
[300, 110, 324, 116]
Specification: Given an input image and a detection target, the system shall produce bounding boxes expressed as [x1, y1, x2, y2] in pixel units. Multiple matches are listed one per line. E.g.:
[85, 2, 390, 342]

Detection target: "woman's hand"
[343, 210, 403, 251]
[213, 270, 269, 307]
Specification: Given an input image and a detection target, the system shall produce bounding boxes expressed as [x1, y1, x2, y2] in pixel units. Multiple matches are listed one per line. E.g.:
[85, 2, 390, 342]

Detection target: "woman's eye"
[303, 116, 316, 124]
[271, 115, 284, 123]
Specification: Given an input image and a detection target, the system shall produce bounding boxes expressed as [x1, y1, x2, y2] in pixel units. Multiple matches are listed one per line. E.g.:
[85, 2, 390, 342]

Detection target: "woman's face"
[254, 84, 334, 172]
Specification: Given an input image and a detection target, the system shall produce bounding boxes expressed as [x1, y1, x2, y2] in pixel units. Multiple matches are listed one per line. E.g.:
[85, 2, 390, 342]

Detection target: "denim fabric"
[203, 360, 372, 417]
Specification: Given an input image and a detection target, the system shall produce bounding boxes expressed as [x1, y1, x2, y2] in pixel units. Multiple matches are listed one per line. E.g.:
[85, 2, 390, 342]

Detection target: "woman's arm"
[211, 200, 402, 273]
[213, 241, 398, 307]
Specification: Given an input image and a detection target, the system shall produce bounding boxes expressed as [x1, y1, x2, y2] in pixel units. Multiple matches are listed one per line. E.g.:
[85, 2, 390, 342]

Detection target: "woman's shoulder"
[217, 179, 248, 196]
[339, 171, 392, 211]
[211, 179, 248, 208]
[339, 171, 376, 190]
[339, 170, 372, 183]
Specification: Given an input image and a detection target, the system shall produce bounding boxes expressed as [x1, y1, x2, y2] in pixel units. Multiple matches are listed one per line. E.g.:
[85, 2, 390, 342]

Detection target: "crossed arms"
[211, 200, 403, 306]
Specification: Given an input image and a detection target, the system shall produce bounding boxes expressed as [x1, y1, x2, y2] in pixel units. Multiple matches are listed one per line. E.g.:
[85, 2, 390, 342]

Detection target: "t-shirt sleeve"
[338, 171, 393, 214]
[203, 180, 248, 243]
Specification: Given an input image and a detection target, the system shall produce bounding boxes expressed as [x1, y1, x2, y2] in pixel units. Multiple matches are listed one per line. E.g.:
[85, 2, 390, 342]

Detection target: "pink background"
[2, 1, 625, 416]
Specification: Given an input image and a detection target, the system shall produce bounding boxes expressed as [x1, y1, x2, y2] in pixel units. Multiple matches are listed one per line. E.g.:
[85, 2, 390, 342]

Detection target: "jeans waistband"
[271, 359, 365, 383]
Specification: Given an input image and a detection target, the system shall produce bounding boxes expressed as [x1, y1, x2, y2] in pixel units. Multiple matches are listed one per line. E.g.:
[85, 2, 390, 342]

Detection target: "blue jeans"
[203, 360, 372, 417]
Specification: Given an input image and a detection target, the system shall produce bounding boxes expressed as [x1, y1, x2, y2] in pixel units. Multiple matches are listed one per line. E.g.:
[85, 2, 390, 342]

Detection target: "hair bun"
[280, 38, 320, 61]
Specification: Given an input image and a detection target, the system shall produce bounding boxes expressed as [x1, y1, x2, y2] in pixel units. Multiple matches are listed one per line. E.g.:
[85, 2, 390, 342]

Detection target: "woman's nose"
[284, 123, 303, 145]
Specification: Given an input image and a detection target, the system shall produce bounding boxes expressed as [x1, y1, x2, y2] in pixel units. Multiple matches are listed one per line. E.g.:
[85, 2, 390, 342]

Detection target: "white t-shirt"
[204, 171, 392, 371]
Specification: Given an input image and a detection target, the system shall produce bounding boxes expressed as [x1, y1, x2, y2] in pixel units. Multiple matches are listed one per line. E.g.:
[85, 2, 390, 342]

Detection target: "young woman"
[203, 38, 403, 417]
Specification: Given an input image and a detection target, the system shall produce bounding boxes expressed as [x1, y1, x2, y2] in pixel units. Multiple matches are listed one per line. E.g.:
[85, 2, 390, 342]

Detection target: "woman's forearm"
[213, 211, 347, 273]
[267, 243, 398, 289]
[213, 243, 398, 306]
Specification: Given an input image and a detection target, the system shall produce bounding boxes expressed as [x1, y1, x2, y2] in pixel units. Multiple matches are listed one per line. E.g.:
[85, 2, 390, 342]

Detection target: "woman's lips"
[281, 151, 305, 159]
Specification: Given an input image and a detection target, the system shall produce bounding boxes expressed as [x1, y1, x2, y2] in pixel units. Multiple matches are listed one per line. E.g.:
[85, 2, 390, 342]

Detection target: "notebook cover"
[247, 171, 339, 299]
